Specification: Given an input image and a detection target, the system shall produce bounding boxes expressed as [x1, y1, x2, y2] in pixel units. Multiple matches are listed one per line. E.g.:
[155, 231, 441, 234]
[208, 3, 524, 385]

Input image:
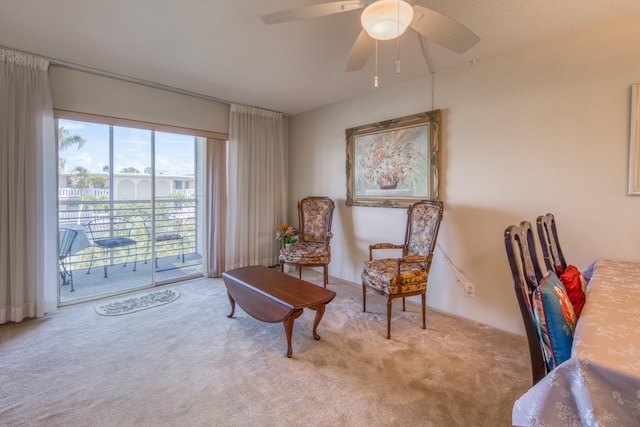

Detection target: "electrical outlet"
[465, 282, 476, 298]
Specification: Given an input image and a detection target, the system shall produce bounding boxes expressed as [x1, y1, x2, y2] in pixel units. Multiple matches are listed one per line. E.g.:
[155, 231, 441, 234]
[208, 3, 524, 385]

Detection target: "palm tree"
[88, 175, 109, 190]
[58, 126, 86, 150]
[120, 167, 140, 173]
[58, 126, 87, 173]
[70, 166, 90, 190]
[70, 166, 108, 200]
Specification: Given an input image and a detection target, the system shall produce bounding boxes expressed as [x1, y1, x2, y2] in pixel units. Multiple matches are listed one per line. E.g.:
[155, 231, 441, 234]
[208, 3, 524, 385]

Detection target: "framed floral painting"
[346, 110, 440, 208]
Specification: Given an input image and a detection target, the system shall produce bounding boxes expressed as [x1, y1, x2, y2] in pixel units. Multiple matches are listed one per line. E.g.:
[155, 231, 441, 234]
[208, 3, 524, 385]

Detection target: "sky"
[58, 118, 197, 176]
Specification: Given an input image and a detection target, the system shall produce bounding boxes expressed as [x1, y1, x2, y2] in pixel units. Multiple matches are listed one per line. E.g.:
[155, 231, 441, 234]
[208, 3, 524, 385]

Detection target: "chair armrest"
[369, 243, 403, 260]
[370, 243, 403, 250]
[398, 254, 433, 265]
[397, 254, 433, 276]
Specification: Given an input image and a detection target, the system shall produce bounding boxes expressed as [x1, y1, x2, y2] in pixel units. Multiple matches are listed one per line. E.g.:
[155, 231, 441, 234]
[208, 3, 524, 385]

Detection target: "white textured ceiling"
[2, 1, 640, 115]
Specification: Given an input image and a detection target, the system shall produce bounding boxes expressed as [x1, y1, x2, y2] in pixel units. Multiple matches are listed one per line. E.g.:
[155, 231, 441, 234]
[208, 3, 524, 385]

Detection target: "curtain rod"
[1, 45, 232, 106]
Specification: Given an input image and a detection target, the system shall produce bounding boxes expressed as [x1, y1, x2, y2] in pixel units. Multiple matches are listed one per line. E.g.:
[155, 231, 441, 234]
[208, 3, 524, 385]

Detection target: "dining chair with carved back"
[536, 213, 568, 275]
[504, 220, 549, 385]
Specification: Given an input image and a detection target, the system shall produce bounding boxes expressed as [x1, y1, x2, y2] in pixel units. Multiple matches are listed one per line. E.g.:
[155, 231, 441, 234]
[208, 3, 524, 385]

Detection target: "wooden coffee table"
[222, 266, 336, 357]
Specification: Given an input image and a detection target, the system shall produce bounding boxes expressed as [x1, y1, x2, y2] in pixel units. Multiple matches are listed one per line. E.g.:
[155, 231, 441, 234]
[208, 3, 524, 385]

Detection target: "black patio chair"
[86, 217, 138, 278]
[143, 215, 185, 269]
[59, 227, 78, 292]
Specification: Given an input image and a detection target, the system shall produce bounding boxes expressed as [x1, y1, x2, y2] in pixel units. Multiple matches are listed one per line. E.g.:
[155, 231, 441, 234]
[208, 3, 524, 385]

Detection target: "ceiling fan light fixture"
[361, 0, 414, 41]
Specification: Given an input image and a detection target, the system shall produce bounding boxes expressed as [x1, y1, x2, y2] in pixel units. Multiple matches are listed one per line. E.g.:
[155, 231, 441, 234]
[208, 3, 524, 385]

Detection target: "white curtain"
[204, 138, 227, 277]
[0, 49, 57, 324]
[226, 104, 287, 270]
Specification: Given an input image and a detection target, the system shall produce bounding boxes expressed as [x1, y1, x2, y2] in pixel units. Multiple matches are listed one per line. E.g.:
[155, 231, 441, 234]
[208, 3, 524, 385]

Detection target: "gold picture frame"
[346, 110, 440, 208]
[629, 82, 640, 195]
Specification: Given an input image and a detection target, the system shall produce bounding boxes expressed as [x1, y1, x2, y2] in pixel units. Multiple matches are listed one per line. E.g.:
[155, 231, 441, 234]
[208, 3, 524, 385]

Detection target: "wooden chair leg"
[323, 265, 328, 288]
[280, 260, 285, 274]
[402, 297, 406, 311]
[386, 296, 392, 339]
[421, 292, 426, 329]
[362, 284, 367, 312]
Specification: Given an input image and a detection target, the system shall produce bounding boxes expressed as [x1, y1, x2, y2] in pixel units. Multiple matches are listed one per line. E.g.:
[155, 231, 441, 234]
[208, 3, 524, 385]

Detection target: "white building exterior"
[59, 172, 195, 200]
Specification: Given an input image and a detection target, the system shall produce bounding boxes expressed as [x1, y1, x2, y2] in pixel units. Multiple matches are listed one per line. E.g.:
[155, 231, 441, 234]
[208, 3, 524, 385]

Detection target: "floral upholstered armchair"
[361, 200, 444, 338]
[280, 197, 335, 287]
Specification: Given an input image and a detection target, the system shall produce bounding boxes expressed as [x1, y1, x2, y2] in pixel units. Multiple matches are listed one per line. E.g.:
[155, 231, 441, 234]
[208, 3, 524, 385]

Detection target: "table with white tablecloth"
[513, 259, 640, 426]
[59, 223, 92, 255]
[58, 224, 92, 290]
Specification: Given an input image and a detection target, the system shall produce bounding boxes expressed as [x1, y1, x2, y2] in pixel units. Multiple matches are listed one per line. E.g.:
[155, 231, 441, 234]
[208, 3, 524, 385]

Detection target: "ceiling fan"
[260, 0, 480, 72]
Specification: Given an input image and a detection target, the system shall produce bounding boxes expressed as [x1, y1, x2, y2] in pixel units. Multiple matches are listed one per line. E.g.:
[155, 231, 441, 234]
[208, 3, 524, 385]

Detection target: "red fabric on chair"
[559, 265, 586, 318]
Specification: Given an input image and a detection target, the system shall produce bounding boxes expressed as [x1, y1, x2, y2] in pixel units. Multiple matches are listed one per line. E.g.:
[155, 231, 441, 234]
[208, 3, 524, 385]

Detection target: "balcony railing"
[59, 198, 198, 275]
[59, 188, 110, 198]
[172, 189, 194, 197]
[58, 188, 195, 199]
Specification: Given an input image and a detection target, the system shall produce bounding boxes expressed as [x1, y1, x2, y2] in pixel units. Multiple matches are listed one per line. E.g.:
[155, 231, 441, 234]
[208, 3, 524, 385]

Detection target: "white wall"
[288, 12, 640, 335]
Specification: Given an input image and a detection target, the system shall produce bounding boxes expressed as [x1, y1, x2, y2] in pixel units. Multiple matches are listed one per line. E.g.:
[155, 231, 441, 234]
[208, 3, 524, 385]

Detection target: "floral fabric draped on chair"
[280, 197, 335, 288]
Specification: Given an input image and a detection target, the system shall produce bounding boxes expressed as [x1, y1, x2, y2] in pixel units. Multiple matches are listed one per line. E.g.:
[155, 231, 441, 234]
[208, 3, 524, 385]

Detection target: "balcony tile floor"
[59, 252, 202, 304]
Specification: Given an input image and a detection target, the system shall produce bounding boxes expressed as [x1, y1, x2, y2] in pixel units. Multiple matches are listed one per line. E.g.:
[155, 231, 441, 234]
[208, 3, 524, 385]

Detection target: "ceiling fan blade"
[261, 1, 365, 25]
[410, 5, 480, 54]
[345, 29, 375, 71]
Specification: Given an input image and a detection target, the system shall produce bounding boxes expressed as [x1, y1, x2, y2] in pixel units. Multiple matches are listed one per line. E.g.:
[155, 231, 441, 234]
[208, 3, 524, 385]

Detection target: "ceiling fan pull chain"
[396, 0, 401, 74]
[374, 40, 379, 88]
[396, 40, 401, 74]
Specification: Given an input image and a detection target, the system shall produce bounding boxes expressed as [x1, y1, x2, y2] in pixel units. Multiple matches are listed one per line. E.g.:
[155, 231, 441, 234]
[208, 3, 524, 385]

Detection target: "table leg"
[226, 292, 236, 318]
[310, 304, 326, 340]
[282, 309, 303, 358]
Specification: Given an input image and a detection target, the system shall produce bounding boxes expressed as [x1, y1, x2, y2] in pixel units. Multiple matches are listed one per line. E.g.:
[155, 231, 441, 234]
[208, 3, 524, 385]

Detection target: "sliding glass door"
[152, 132, 203, 282]
[57, 117, 203, 304]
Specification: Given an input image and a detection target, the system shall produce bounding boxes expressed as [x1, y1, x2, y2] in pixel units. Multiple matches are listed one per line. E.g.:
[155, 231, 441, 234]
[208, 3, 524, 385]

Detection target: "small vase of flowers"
[276, 224, 298, 248]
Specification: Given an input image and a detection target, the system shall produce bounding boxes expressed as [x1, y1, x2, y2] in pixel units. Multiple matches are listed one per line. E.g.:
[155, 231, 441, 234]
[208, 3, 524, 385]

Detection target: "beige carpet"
[0, 271, 530, 426]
